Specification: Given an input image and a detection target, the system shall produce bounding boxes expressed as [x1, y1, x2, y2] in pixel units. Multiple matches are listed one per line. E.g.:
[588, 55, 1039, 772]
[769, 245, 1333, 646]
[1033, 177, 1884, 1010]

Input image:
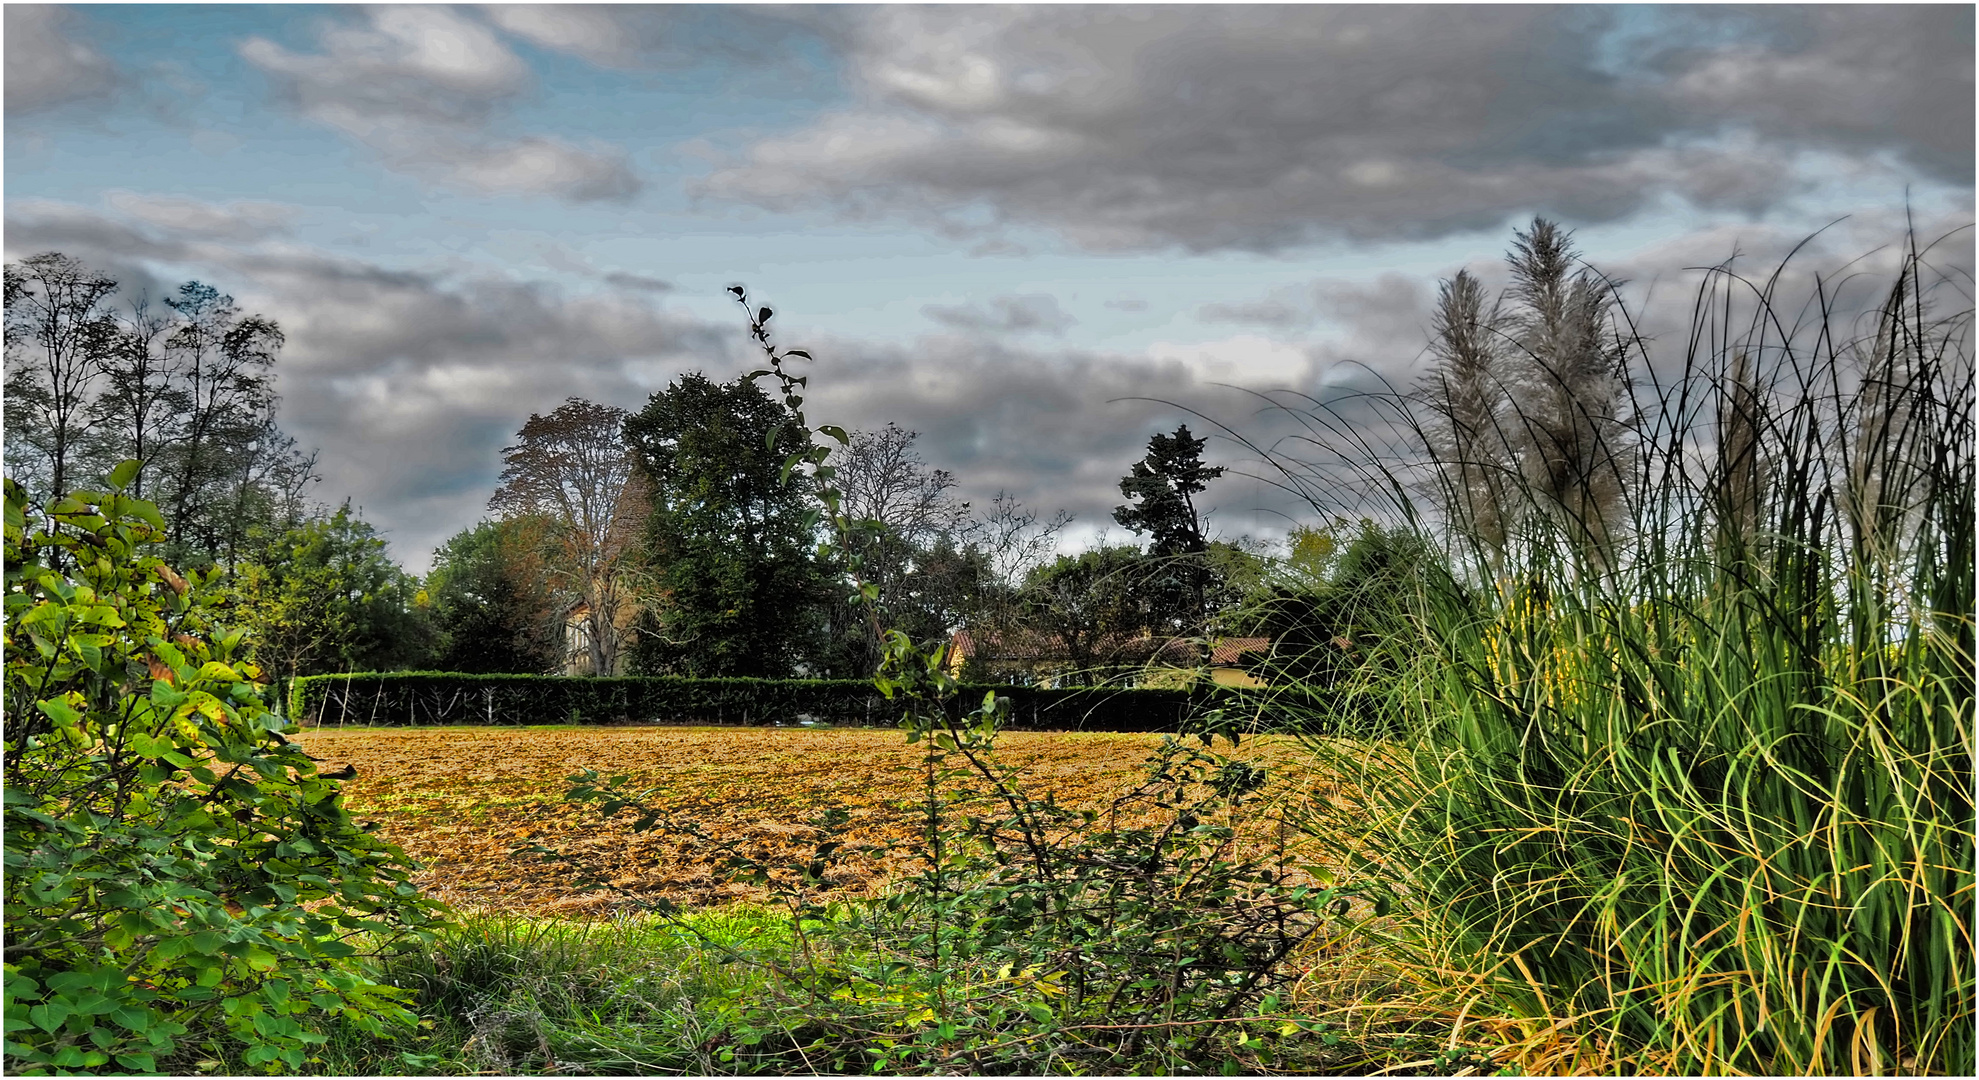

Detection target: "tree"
[152, 282, 292, 568]
[817, 424, 976, 676]
[624, 373, 822, 677]
[424, 517, 560, 674]
[1236, 519, 1428, 687]
[228, 502, 434, 684]
[1018, 545, 1162, 685]
[963, 491, 1071, 639]
[489, 398, 648, 677]
[85, 293, 183, 502]
[1112, 425, 1226, 632]
[3, 254, 320, 571]
[3, 253, 119, 506]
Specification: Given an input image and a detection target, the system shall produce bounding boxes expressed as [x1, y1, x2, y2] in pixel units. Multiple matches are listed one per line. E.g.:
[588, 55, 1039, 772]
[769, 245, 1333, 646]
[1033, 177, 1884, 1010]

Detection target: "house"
[1206, 637, 1271, 688]
[559, 598, 643, 676]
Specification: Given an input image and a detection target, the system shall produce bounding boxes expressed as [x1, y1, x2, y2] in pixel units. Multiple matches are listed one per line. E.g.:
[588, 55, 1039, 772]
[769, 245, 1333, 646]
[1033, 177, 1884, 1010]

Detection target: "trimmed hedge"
[287, 671, 1345, 734]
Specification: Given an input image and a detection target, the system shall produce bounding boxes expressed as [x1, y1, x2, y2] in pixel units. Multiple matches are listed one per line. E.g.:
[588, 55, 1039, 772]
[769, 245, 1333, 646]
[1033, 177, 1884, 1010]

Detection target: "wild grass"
[1266, 223, 1974, 1074]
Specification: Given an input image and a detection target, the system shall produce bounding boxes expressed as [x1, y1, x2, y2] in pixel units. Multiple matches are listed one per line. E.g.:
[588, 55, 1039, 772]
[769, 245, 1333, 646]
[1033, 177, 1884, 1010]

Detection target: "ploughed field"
[292, 726, 1325, 916]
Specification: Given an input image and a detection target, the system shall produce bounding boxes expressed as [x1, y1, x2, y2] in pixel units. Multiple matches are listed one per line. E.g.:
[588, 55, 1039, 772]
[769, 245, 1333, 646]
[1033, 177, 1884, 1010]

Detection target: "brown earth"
[291, 725, 1329, 916]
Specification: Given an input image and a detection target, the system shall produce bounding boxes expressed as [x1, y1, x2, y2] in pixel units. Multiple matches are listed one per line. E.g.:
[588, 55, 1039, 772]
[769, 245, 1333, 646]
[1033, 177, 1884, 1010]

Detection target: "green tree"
[1112, 424, 1226, 633]
[1018, 544, 1159, 684]
[228, 502, 433, 685]
[3, 467, 446, 1075]
[424, 517, 559, 674]
[624, 372, 823, 677]
[1238, 519, 1428, 687]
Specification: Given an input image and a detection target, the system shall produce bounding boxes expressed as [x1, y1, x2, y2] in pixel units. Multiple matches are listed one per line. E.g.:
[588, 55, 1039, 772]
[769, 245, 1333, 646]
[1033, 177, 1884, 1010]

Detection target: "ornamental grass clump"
[1284, 222, 1973, 1074]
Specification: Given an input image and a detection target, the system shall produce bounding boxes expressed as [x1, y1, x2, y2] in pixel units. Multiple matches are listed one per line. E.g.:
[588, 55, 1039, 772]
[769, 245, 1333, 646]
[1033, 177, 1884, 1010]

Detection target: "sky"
[5, 3, 1973, 572]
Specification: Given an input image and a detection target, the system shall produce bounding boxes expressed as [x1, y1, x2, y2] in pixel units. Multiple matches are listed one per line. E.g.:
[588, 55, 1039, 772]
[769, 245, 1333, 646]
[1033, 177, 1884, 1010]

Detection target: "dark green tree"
[624, 373, 824, 677]
[1112, 424, 1226, 633]
[1018, 544, 1160, 685]
[424, 517, 560, 674]
[228, 502, 434, 684]
[1239, 519, 1428, 687]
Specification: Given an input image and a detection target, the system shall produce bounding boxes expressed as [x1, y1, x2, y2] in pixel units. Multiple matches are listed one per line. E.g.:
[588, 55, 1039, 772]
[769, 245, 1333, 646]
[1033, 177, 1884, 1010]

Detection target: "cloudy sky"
[6, 4, 1972, 571]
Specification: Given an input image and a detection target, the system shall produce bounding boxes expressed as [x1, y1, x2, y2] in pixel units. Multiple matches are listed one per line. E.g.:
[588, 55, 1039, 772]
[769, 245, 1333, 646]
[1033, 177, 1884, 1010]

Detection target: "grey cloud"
[1650, 6, 1973, 184]
[5, 6, 119, 116]
[1201, 274, 1427, 339]
[799, 333, 1296, 541]
[241, 7, 640, 203]
[699, 5, 1971, 252]
[1104, 298, 1148, 312]
[482, 3, 833, 78]
[1199, 298, 1308, 330]
[923, 293, 1075, 336]
[604, 271, 675, 294]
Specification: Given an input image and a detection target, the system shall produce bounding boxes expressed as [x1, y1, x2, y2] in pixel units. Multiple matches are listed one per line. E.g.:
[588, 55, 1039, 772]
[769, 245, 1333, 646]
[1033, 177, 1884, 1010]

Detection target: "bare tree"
[490, 398, 649, 676]
[960, 491, 1071, 655]
[3, 253, 119, 502]
[832, 423, 971, 544]
[154, 282, 286, 560]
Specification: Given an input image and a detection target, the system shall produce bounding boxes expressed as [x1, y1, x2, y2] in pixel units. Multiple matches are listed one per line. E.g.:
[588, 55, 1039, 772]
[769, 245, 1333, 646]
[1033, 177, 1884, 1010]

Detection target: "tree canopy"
[624, 373, 823, 677]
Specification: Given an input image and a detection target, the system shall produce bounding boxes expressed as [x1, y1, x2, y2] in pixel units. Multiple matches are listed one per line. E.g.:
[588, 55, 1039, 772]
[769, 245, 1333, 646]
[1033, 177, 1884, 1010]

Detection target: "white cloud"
[481, 4, 644, 68]
[1148, 335, 1315, 389]
[241, 6, 640, 203]
[102, 192, 299, 241]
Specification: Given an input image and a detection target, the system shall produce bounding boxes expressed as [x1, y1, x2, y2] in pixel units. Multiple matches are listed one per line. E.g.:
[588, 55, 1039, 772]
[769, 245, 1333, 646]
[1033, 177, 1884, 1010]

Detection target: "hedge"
[287, 671, 1347, 735]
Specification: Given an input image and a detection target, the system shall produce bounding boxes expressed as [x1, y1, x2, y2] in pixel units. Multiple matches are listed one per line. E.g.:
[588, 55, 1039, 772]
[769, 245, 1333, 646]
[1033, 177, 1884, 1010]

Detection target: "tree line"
[5, 250, 1422, 691]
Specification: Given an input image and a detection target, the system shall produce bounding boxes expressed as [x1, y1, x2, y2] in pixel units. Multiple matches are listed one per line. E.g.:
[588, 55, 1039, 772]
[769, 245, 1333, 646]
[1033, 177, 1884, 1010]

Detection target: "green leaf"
[107, 460, 142, 492]
[36, 698, 83, 728]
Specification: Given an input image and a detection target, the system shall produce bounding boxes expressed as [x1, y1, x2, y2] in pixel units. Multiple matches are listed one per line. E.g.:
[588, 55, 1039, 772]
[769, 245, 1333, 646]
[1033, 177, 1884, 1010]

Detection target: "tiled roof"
[1208, 637, 1270, 665]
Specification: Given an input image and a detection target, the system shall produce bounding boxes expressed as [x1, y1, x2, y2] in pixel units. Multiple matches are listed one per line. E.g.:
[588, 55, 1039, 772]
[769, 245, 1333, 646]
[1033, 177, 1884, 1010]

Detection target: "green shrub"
[2, 465, 448, 1075]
